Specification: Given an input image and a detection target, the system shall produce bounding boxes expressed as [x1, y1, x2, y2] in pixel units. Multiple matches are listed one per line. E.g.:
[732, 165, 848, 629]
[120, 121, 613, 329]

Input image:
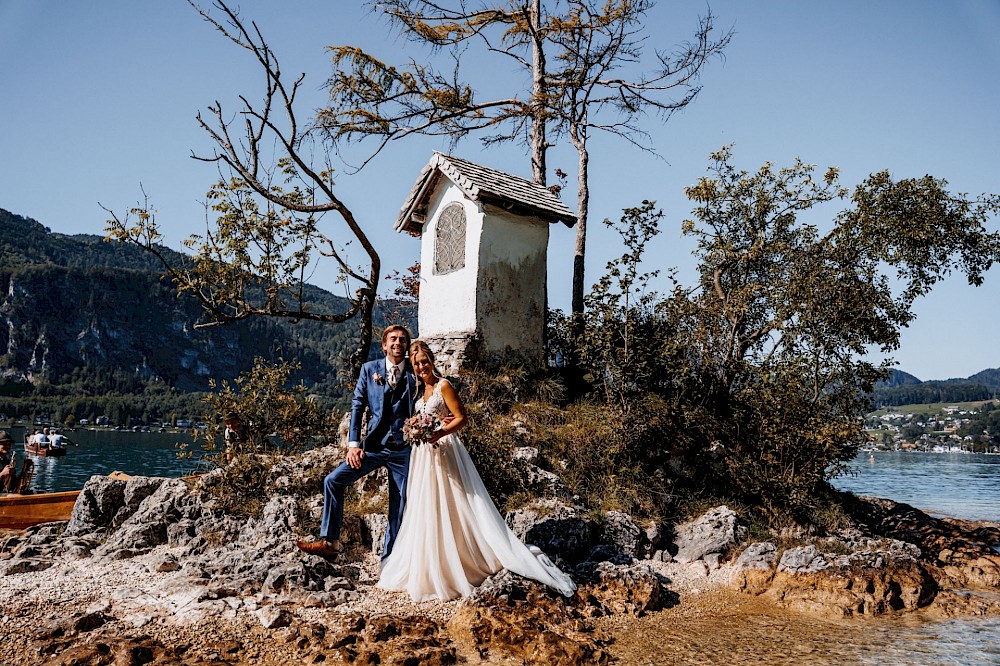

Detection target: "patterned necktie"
[388, 364, 399, 388]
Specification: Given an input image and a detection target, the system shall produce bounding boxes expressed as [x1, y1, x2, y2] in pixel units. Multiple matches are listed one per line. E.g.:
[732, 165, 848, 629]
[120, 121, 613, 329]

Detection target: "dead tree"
[105, 1, 381, 376]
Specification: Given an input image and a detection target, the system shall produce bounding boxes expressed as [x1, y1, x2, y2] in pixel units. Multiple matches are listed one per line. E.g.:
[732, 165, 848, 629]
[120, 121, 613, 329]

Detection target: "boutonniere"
[373, 373, 385, 386]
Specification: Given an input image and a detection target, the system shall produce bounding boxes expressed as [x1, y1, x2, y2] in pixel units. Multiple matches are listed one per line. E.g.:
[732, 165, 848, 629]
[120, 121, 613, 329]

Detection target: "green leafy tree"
[569, 147, 1000, 523]
[190, 357, 337, 517]
[574, 200, 670, 408]
[677, 147, 1000, 520]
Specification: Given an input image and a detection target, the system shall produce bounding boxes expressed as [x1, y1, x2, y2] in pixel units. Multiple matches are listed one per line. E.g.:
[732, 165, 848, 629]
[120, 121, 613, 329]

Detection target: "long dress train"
[377, 379, 577, 602]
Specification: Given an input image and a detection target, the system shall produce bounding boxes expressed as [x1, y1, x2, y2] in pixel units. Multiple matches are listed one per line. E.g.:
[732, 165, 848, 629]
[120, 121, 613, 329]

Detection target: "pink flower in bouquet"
[404, 413, 442, 446]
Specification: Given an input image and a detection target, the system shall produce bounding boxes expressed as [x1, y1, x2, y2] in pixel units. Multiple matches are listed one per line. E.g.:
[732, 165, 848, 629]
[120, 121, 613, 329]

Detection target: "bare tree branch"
[106, 0, 384, 375]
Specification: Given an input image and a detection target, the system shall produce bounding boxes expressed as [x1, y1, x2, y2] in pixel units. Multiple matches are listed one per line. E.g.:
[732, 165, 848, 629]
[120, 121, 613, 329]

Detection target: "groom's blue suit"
[320, 358, 416, 559]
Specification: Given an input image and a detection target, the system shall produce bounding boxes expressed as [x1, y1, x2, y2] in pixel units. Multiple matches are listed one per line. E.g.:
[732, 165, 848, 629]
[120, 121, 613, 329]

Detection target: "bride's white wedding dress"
[378, 379, 577, 601]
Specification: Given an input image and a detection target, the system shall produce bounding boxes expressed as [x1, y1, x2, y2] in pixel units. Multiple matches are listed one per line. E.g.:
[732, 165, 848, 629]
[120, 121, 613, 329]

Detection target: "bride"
[378, 340, 577, 601]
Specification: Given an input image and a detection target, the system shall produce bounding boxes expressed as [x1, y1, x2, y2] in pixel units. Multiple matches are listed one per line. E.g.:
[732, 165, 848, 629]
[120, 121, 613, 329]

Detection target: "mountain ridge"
[1, 207, 396, 418]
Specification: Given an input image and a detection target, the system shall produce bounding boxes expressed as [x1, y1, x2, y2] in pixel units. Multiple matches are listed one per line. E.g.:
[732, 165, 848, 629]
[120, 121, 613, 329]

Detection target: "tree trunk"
[570, 122, 589, 344]
[529, 0, 546, 185]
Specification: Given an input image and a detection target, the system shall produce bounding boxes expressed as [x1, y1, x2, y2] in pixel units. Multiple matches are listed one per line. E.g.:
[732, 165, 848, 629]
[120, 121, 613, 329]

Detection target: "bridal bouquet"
[403, 413, 442, 446]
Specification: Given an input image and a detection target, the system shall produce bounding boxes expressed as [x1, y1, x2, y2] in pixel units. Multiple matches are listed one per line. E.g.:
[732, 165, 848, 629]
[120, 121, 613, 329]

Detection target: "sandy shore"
[0, 534, 705, 662]
[0, 536, 932, 666]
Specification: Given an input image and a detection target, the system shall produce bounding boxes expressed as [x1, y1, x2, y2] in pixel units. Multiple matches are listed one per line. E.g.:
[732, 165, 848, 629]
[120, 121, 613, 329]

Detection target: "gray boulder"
[597, 511, 645, 561]
[672, 505, 743, 563]
[237, 495, 299, 552]
[733, 541, 778, 571]
[512, 447, 572, 499]
[506, 499, 596, 564]
[94, 478, 191, 559]
[262, 562, 325, 595]
[777, 545, 827, 574]
[570, 560, 668, 616]
[2, 557, 54, 575]
[766, 543, 935, 616]
[360, 513, 389, 555]
[113, 476, 168, 525]
[255, 605, 293, 629]
[730, 541, 778, 593]
[64, 475, 127, 536]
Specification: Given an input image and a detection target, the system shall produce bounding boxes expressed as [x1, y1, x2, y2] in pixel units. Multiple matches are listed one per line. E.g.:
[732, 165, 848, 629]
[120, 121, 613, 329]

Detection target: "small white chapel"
[396, 153, 577, 374]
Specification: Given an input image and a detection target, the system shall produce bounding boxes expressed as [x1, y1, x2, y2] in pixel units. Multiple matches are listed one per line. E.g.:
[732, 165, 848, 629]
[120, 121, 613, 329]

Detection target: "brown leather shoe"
[295, 539, 342, 560]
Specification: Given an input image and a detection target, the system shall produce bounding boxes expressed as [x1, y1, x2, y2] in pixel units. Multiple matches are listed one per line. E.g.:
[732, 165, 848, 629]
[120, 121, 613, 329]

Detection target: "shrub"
[201, 453, 275, 518]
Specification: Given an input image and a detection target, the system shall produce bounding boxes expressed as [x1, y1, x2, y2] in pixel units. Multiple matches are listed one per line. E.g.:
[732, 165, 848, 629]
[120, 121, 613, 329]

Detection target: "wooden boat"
[0, 472, 136, 530]
[0, 472, 169, 531]
[0, 490, 80, 529]
[24, 442, 67, 457]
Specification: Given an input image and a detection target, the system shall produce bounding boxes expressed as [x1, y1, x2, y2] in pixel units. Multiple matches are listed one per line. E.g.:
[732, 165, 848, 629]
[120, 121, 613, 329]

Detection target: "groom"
[296, 324, 417, 561]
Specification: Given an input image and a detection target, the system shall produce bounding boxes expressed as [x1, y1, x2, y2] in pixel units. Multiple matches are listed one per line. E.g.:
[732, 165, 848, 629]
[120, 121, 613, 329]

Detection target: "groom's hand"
[346, 447, 365, 469]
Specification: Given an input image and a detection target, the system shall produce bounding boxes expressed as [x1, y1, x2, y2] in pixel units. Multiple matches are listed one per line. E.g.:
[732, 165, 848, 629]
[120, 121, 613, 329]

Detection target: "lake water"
[6, 427, 204, 493]
[832, 450, 1000, 523]
[16, 433, 997, 524]
[832, 450, 1000, 664]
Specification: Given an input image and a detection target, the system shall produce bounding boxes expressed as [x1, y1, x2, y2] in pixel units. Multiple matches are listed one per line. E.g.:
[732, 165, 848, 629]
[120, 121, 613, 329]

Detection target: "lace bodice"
[416, 379, 450, 419]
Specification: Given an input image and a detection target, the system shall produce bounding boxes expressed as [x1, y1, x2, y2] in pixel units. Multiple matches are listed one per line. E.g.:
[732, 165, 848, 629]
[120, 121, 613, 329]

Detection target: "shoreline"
[3, 537, 999, 666]
[4, 461, 1000, 664]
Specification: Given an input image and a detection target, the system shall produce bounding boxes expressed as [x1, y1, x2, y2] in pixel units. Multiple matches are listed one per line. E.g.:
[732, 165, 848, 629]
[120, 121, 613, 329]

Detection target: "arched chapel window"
[434, 202, 466, 275]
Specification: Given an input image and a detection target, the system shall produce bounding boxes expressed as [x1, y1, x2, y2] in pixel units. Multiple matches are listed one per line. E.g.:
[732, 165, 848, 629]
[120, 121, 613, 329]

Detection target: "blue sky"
[2, 1, 999, 380]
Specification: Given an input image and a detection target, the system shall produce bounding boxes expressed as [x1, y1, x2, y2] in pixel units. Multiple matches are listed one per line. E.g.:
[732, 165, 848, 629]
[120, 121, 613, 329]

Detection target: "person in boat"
[223, 412, 247, 463]
[1, 431, 21, 492]
[48, 429, 71, 448]
[27, 428, 50, 451]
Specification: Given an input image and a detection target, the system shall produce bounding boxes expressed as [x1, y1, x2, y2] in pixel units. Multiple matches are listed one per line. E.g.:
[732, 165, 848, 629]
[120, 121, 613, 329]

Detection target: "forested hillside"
[0, 208, 408, 424]
[872, 368, 1000, 408]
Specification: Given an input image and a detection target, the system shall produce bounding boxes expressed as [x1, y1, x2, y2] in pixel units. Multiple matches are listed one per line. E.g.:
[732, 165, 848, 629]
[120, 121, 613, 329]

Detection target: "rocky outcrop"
[94, 478, 195, 559]
[765, 543, 936, 617]
[7, 456, 1000, 666]
[450, 570, 612, 665]
[512, 446, 574, 499]
[729, 541, 779, 594]
[29, 610, 460, 666]
[571, 560, 670, 616]
[3, 475, 346, 610]
[842, 494, 1000, 590]
[64, 475, 127, 536]
[728, 521, 947, 617]
[2, 463, 694, 666]
[595, 511, 647, 562]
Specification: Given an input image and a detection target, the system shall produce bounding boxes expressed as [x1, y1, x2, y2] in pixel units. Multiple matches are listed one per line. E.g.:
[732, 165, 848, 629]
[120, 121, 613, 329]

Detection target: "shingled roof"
[396, 152, 577, 234]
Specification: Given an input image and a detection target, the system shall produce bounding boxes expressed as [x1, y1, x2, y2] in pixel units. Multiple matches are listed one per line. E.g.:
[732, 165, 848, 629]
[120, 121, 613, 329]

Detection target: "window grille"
[434, 203, 467, 274]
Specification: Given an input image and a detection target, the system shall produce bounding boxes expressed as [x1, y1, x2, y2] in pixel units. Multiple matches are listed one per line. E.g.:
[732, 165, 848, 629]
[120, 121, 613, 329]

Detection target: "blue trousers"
[320, 447, 411, 560]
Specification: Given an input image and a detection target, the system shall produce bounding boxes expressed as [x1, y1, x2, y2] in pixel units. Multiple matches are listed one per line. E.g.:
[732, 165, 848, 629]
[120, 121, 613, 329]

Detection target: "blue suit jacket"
[349, 358, 417, 451]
